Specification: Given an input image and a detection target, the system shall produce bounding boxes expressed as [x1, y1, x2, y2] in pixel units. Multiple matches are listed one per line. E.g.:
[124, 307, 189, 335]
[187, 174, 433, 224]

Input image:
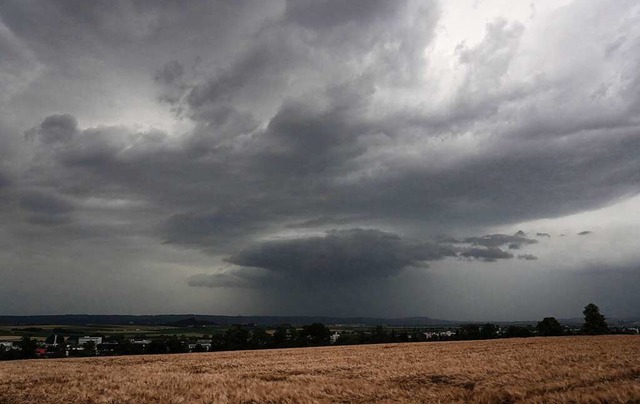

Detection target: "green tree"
[371, 325, 389, 343]
[82, 340, 97, 356]
[457, 324, 481, 340]
[19, 336, 37, 359]
[582, 303, 608, 335]
[536, 317, 563, 336]
[146, 339, 168, 354]
[272, 326, 288, 347]
[299, 323, 331, 346]
[480, 323, 499, 339]
[224, 325, 250, 350]
[115, 338, 138, 355]
[192, 344, 207, 353]
[210, 333, 227, 351]
[166, 335, 187, 353]
[504, 325, 532, 338]
[248, 327, 271, 349]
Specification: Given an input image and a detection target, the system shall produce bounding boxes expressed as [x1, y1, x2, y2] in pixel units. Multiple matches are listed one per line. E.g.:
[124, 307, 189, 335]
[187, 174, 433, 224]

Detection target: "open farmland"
[1, 335, 639, 403]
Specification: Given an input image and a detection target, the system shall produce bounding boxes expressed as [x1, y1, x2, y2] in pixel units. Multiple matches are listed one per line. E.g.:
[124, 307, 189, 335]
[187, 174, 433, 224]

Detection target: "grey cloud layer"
[458, 232, 537, 249]
[227, 229, 456, 280]
[188, 229, 531, 288]
[1, 0, 640, 316]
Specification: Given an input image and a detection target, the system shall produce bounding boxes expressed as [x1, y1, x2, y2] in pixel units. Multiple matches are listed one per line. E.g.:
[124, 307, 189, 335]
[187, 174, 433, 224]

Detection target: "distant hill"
[3, 314, 635, 327]
[162, 317, 218, 327]
[0, 314, 456, 327]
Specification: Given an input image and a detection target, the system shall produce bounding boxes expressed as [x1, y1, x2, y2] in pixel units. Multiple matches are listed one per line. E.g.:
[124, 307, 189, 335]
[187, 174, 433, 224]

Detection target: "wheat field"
[0, 335, 639, 403]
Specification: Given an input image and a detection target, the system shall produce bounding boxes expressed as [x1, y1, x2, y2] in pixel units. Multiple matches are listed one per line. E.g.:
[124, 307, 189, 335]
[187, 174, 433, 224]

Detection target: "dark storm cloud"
[16, 0, 640, 259]
[189, 228, 541, 289]
[459, 232, 538, 249]
[24, 114, 78, 144]
[163, 209, 271, 252]
[19, 190, 75, 225]
[0, 170, 12, 212]
[286, 216, 365, 229]
[154, 0, 439, 124]
[0, 0, 270, 59]
[225, 229, 457, 282]
[154, 60, 184, 87]
[578, 231, 593, 236]
[284, 0, 397, 30]
[188, 271, 273, 289]
[12, 0, 640, 250]
[2, 0, 640, 318]
[0, 170, 9, 191]
[258, 80, 375, 176]
[460, 247, 514, 262]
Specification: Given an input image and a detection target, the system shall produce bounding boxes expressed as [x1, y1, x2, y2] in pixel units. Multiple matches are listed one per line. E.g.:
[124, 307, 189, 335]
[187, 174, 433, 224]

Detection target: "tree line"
[0, 303, 622, 361]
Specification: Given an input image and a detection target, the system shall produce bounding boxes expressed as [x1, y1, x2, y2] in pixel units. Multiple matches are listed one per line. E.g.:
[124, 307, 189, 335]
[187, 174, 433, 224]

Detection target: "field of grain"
[1, 335, 639, 403]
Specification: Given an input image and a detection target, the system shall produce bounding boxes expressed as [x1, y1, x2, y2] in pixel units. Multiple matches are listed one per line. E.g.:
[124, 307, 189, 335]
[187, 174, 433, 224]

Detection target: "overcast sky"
[1, 0, 639, 321]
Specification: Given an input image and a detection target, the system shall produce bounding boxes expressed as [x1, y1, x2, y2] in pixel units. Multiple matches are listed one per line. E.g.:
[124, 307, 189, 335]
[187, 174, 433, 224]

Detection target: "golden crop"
[1, 335, 639, 403]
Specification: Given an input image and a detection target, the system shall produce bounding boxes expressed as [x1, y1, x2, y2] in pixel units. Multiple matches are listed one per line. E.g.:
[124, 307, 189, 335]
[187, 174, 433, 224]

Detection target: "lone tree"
[536, 317, 563, 336]
[582, 303, 608, 335]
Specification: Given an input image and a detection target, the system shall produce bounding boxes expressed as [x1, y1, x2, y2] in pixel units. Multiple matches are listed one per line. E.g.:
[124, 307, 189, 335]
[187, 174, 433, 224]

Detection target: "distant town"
[1, 304, 638, 361]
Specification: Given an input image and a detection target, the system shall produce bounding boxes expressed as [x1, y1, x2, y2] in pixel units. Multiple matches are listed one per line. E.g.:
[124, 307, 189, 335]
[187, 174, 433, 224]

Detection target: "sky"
[1, 0, 639, 321]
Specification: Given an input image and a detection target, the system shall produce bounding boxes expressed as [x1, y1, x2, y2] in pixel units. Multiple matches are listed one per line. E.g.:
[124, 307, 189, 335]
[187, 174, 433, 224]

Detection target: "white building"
[424, 330, 454, 339]
[188, 340, 212, 351]
[330, 331, 341, 344]
[78, 336, 103, 345]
